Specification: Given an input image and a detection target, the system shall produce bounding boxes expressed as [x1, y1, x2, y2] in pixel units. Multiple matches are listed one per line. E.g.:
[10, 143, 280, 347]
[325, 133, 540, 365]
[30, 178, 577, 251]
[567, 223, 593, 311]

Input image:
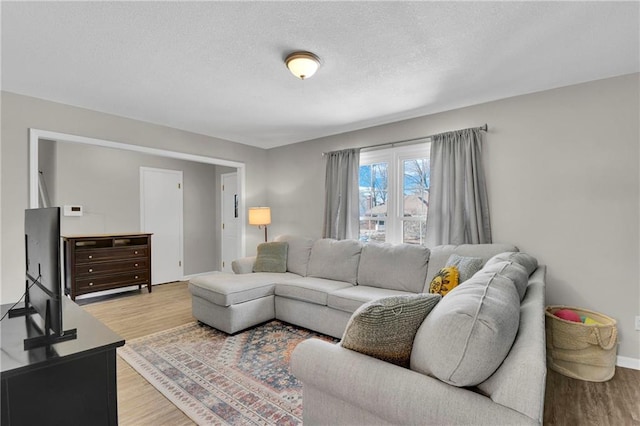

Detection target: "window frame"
[359, 141, 430, 245]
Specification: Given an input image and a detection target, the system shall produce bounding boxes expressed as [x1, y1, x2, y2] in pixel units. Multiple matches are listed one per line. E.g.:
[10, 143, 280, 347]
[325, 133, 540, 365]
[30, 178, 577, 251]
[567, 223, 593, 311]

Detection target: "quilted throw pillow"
[446, 254, 483, 282]
[252, 242, 288, 273]
[341, 294, 441, 367]
[429, 266, 459, 296]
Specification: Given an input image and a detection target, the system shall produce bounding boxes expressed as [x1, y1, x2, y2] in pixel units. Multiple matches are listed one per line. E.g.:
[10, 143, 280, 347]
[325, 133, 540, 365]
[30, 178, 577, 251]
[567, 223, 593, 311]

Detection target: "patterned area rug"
[117, 320, 337, 425]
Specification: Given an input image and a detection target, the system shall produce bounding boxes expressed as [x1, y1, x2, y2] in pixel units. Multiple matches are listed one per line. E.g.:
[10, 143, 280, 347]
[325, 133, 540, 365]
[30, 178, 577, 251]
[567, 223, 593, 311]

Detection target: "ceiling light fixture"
[285, 51, 320, 80]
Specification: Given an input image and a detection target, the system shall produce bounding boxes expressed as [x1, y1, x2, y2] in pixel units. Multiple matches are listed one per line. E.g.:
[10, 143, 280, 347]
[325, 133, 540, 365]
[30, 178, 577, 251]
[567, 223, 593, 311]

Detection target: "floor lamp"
[248, 207, 271, 242]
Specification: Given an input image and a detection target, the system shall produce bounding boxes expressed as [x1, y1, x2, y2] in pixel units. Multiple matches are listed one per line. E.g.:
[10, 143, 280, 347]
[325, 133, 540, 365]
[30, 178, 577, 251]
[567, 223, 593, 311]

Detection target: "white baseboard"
[74, 284, 144, 300]
[616, 356, 640, 370]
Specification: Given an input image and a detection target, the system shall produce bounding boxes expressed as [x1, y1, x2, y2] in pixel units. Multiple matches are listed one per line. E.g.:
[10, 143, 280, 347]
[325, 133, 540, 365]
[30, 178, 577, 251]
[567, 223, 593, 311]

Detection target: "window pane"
[359, 161, 388, 242]
[402, 158, 429, 217]
[403, 218, 426, 245]
[360, 219, 386, 243]
[402, 157, 429, 245]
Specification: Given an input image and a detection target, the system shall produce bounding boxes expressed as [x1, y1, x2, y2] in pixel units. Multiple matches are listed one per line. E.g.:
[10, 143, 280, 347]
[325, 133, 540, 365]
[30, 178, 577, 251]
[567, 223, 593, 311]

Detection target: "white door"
[221, 172, 239, 272]
[140, 167, 184, 284]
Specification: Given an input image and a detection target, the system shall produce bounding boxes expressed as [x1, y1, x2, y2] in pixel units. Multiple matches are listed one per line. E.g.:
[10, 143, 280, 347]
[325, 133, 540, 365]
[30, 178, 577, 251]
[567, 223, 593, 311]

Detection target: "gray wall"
[1, 92, 269, 303]
[266, 74, 640, 360]
[52, 141, 221, 276]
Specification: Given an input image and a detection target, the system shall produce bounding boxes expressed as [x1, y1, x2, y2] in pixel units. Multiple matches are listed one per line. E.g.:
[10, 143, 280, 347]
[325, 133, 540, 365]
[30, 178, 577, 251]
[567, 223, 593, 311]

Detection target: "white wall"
[266, 74, 640, 360]
[1, 92, 269, 303]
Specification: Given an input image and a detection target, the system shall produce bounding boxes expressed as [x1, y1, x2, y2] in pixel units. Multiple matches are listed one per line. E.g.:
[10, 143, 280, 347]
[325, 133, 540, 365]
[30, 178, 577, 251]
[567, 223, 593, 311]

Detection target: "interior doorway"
[221, 172, 239, 272]
[28, 129, 248, 271]
[140, 167, 184, 284]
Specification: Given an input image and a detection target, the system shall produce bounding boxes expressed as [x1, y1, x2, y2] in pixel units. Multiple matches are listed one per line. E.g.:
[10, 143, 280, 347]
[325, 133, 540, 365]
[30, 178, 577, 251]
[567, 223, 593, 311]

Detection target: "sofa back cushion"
[484, 251, 539, 297]
[410, 267, 521, 387]
[425, 243, 518, 286]
[307, 239, 362, 285]
[274, 235, 315, 276]
[357, 243, 430, 293]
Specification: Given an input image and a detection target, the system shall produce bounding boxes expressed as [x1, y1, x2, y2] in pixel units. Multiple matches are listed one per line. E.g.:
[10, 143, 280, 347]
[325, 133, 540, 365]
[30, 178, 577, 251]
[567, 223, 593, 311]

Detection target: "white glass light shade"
[285, 52, 320, 80]
[248, 207, 271, 226]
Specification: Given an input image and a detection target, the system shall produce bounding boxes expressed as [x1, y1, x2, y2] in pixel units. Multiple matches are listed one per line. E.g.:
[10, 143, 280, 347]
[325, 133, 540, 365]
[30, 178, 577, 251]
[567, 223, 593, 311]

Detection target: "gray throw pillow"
[252, 242, 288, 273]
[341, 294, 441, 367]
[446, 253, 483, 282]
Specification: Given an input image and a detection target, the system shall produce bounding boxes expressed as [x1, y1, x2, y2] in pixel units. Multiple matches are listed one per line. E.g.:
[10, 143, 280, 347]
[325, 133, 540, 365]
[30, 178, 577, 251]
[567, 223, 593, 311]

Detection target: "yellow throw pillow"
[429, 266, 460, 296]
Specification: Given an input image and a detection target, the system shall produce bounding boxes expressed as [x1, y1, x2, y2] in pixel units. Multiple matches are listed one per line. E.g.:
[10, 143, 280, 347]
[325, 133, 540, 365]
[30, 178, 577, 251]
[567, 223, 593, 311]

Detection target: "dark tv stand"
[1, 298, 124, 426]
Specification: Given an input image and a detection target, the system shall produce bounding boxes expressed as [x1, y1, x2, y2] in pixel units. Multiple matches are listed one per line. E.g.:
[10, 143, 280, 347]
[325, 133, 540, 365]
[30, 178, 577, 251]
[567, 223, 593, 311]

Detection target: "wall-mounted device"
[63, 205, 83, 217]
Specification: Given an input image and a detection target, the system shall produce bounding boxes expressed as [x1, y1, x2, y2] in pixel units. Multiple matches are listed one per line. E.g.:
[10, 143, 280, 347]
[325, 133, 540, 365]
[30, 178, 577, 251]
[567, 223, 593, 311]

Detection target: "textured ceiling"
[2, 1, 638, 149]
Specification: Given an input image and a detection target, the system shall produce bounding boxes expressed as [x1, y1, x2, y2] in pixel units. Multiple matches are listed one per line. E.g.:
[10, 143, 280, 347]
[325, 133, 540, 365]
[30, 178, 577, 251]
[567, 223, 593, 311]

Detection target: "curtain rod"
[322, 124, 488, 156]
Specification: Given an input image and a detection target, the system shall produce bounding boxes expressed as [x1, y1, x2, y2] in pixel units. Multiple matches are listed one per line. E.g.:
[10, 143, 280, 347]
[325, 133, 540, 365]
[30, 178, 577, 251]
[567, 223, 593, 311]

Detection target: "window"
[359, 142, 430, 245]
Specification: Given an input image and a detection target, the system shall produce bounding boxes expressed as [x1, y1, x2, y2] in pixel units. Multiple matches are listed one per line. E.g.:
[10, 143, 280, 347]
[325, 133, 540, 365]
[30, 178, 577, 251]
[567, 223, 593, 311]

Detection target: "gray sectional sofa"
[188, 235, 547, 425]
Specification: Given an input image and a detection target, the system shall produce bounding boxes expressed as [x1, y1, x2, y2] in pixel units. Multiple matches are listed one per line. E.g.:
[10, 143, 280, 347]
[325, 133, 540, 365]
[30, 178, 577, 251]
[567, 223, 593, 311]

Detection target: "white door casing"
[140, 167, 184, 284]
[221, 172, 239, 272]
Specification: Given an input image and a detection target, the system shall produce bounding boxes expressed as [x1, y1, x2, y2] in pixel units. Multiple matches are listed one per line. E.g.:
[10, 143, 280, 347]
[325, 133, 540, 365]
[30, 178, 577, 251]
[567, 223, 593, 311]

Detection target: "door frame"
[28, 129, 247, 259]
[220, 172, 240, 271]
[140, 166, 184, 283]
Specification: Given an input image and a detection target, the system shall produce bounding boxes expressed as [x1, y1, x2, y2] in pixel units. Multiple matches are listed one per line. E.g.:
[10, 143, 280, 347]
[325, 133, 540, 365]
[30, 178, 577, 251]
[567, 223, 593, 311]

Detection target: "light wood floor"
[81, 281, 640, 425]
[81, 282, 196, 425]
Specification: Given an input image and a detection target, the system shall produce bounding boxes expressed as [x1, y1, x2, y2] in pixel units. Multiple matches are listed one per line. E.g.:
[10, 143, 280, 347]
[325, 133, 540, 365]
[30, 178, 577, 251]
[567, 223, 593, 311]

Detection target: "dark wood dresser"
[63, 233, 152, 300]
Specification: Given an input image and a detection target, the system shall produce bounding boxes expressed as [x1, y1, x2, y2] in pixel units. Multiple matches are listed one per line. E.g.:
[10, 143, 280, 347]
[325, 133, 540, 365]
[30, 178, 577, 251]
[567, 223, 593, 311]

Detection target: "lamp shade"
[285, 52, 320, 80]
[248, 207, 271, 226]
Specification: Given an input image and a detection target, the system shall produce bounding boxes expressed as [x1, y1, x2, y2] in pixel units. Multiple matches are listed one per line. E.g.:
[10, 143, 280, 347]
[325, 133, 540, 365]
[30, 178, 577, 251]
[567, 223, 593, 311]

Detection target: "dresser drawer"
[76, 271, 150, 292]
[75, 259, 149, 277]
[75, 246, 148, 264]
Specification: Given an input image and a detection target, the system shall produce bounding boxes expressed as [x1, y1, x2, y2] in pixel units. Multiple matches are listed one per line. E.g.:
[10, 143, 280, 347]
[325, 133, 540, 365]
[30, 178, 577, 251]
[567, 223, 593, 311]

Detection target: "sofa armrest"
[231, 256, 256, 274]
[291, 339, 537, 425]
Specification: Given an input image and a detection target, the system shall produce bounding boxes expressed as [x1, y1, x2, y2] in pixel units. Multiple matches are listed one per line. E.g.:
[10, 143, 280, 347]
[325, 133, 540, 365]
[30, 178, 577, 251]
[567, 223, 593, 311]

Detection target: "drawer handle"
[89, 282, 94, 286]
[88, 255, 93, 259]
[134, 251, 138, 254]
[134, 275, 139, 279]
[134, 263, 138, 267]
[88, 268, 93, 273]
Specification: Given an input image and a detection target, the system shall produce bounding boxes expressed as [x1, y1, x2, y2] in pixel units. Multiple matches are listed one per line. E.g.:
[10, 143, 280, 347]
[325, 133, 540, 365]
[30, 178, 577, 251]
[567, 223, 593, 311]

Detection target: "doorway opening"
[29, 129, 246, 287]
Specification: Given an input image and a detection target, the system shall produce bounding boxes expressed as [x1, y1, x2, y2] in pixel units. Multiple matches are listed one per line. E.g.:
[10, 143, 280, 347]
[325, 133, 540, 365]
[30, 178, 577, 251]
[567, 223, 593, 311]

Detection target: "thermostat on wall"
[64, 205, 83, 217]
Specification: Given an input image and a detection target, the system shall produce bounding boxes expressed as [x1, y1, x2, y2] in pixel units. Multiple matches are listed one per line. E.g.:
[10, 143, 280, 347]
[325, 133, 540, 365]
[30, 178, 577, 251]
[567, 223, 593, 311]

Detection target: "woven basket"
[545, 305, 617, 382]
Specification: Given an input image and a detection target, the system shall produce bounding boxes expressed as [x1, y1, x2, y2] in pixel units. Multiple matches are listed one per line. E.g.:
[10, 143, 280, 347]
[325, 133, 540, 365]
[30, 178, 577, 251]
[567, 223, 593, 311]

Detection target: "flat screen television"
[9, 207, 76, 349]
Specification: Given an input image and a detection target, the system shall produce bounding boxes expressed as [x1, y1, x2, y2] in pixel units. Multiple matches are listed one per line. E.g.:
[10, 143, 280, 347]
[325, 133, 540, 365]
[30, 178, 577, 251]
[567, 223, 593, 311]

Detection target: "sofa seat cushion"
[307, 239, 362, 284]
[327, 286, 413, 314]
[410, 267, 521, 387]
[357, 243, 430, 293]
[189, 272, 298, 307]
[275, 277, 353, 306]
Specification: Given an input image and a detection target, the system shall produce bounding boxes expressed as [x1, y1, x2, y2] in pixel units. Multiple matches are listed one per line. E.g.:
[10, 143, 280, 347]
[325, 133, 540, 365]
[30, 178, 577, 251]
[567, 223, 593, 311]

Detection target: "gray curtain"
[425, 128, 491, 245]
[322, 148, 360, 240]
